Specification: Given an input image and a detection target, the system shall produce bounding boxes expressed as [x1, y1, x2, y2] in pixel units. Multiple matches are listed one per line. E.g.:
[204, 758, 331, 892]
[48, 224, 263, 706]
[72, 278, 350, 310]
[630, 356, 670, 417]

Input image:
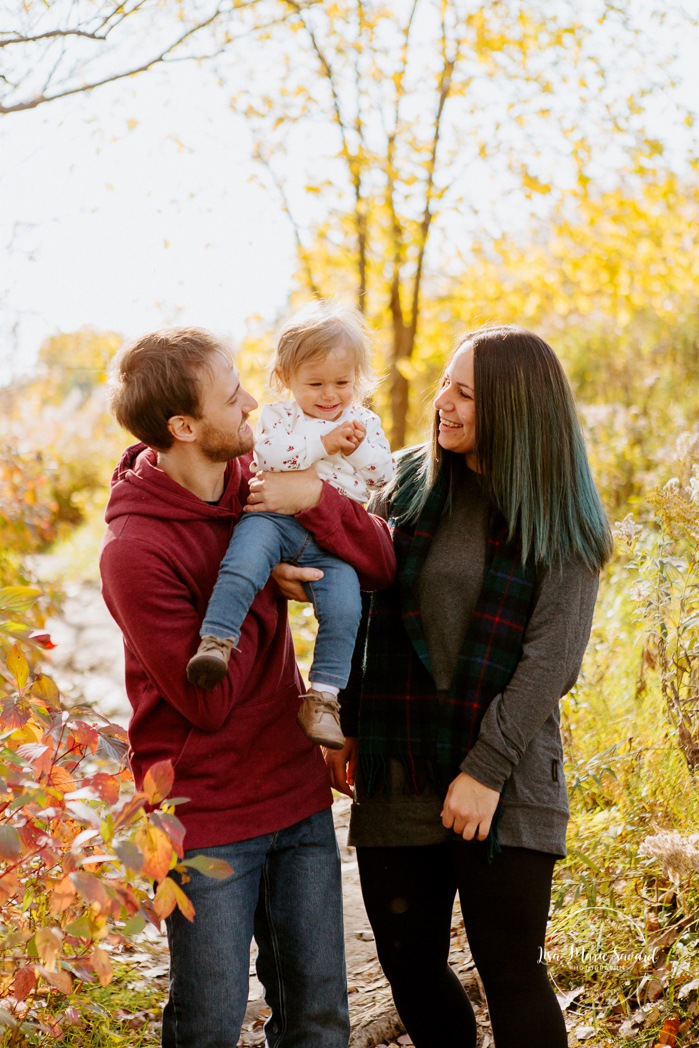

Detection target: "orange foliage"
[0, 591, 231, 1039]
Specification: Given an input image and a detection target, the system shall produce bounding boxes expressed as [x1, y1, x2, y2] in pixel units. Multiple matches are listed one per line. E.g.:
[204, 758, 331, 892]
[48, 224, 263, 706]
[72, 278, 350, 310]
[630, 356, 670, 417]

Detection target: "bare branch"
[352, 0, 368, 310]
[408, 15, 457, 338]
[0, 29, 109, 46]
[254, 148, 324, 300]
[284, 3, 351, 167]
[0, 0, 291, 116]
[2, 4, 227, 113]
[386, 0, 420, 332]
[0, 0, 152, 46]
[284, 0, 368, 313]
[100, 0, 153, 33]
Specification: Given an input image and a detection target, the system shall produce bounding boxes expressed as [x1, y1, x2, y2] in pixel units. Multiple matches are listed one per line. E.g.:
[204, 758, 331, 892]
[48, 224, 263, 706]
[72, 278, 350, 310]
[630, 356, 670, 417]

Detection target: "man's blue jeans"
[202, 512, 362, 689]
[162, 808, 349, 1047]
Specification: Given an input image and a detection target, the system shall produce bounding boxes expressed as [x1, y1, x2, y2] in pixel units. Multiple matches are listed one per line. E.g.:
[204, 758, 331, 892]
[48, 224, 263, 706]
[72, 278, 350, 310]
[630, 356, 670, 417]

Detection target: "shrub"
[0, 592, 229, 1045]
[616, 443, 699, 773]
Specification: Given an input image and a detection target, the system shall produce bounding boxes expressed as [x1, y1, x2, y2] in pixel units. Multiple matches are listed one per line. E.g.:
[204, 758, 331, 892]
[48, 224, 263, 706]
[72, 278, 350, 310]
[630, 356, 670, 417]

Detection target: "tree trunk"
[390, 365, 410, 449]
[389, 320, 417, 449]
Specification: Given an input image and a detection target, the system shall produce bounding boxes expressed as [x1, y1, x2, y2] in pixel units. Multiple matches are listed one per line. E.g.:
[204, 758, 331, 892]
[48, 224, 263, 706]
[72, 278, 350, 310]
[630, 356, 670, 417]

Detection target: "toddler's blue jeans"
[201, 512, 362, 689]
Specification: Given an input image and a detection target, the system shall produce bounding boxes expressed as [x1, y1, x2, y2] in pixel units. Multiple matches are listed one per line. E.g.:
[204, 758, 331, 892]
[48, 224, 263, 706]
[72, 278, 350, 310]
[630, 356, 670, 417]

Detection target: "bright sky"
[0, 62, 299, 385]
[1, 4, 697, 388]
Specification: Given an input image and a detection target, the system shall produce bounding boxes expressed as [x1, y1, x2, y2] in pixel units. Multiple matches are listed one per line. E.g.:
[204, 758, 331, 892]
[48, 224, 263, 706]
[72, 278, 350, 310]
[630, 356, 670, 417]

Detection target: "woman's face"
[434, 344, 477, 469]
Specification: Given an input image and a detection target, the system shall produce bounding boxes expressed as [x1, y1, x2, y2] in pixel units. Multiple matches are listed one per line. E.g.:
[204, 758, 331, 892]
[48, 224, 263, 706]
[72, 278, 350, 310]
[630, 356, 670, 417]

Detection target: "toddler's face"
[288, 349, 356, 421]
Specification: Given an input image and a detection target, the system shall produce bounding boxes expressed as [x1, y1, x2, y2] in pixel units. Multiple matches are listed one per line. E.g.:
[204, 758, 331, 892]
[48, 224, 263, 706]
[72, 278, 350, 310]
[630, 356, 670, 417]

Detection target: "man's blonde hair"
[272, 301, 375, 400]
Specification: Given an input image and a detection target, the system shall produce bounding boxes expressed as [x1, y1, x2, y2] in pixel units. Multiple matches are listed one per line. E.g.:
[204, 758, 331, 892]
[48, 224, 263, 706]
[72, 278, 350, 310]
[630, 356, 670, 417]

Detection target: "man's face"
[196, 352, 257, 462]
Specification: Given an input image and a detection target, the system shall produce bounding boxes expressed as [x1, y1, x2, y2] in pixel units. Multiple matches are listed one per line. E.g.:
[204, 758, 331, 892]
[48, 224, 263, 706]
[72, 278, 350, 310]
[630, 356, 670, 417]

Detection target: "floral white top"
[253, 401, 395, 503]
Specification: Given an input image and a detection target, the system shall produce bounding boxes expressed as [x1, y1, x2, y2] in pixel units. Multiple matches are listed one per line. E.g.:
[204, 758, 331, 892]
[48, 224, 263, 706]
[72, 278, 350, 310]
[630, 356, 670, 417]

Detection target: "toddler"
[186, 302, 395, 749]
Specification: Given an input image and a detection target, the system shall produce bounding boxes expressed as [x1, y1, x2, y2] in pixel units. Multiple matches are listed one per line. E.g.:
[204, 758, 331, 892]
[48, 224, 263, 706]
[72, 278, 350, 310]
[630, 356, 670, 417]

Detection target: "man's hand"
[322, 420, 366, 456]
[323, 737, 358, 798]
[244, 468, 323, 515]
[440, 772, 500, 841]
[271, 563, 324, 602]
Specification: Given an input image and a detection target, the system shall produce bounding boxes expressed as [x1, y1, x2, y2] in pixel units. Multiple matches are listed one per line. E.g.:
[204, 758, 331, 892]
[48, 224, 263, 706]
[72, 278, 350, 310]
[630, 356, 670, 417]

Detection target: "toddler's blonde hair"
[272, 301, 375, 400]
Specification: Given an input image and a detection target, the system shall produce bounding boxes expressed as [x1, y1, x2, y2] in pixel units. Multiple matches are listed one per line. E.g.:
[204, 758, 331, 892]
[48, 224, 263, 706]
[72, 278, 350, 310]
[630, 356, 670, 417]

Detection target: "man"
[99, 327, 395, 1047]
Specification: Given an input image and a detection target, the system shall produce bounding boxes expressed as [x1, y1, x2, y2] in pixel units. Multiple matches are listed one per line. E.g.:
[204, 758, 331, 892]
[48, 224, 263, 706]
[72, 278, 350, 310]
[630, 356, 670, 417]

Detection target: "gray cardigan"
[348, 472, 599, 857]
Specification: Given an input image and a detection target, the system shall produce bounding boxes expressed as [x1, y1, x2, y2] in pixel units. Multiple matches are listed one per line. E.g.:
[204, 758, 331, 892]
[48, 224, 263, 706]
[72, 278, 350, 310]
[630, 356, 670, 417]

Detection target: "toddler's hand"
[322, 420, 363, 456]
[349, 420, 366, 448]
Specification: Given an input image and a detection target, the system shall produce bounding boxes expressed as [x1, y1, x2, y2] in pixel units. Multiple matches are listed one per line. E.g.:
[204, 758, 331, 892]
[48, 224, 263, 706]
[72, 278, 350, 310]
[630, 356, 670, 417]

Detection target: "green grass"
[1, 961, 164, 1048]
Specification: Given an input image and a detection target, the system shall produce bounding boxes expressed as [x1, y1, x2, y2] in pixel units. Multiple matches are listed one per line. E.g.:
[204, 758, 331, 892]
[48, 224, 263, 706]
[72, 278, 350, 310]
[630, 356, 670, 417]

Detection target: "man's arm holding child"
[246, 468, 395, 592]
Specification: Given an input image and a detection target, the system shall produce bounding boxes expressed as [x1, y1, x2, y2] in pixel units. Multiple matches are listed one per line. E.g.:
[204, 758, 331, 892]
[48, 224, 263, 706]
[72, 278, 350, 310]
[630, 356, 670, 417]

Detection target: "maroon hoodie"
[100, 443, 395, 849]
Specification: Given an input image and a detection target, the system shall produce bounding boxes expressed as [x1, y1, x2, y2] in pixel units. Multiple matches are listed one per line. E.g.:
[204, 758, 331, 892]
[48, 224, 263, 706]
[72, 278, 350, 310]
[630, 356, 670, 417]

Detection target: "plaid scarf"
[355, 453, 537, 797]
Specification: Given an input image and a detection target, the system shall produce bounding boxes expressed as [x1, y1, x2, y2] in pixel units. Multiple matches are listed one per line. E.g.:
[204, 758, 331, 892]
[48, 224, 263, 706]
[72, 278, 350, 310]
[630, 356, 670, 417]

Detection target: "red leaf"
[0, 696, 31, 730]
[0, 871, 19, 903]
[153, 877, 195, 922]
[28, 633, 57, 650]
[134, 824, 174, 882]
[657, 1016, 681, 1046]
[143, 760, 175, 805]
[108, 881, 141, 917]
[21, 822, 52, 851]
[150, 811, 186, 858]
[71, 719, 100, 751]
[105, 722, 128, 741]
[84, 772, 121, 806]
[50, 875, 77, 916]
[40, 967, 72, 994]
[113, 792, 147, 830]
[69, 872, 110, 912]
[48, 764, 75, 794]
[12, 966, 36, 1002]
[90, 946, 113, 987]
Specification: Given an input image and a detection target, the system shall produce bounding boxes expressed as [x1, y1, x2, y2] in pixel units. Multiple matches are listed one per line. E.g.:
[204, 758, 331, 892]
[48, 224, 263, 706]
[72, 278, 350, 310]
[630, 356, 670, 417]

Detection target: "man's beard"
[199, 418, 254, 462]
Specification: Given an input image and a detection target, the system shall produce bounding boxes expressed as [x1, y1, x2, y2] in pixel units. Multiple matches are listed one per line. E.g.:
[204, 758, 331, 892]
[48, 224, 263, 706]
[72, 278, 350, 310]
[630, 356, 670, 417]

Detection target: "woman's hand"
[271, 563, 324, 602]
[244, 469, 323, 515]
[323, 737, 358, 798]
[440, 772, 500, 841]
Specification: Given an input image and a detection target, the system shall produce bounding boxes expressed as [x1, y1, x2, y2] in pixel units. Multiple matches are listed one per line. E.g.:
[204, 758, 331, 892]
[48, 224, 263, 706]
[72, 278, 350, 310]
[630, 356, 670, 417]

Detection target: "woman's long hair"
[393, 325, 613, 571]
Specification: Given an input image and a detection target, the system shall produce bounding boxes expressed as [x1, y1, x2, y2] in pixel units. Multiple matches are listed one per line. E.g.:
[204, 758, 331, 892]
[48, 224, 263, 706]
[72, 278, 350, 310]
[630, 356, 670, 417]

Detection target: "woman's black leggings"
[356, 841, 567, 1048]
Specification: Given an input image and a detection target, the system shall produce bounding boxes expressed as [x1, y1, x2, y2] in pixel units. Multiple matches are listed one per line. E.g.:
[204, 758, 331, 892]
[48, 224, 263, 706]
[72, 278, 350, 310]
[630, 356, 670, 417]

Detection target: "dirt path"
[45, 583, 490, 1047]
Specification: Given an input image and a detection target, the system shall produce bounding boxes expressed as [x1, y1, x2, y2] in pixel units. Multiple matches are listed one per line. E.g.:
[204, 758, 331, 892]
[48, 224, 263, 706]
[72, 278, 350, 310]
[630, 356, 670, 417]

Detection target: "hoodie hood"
[105, 443, 249, 525]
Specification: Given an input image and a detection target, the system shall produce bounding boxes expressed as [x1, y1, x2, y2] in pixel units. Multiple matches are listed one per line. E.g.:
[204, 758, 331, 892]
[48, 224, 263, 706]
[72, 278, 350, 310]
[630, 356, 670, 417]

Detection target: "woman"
[326, 326, 612, 1048]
